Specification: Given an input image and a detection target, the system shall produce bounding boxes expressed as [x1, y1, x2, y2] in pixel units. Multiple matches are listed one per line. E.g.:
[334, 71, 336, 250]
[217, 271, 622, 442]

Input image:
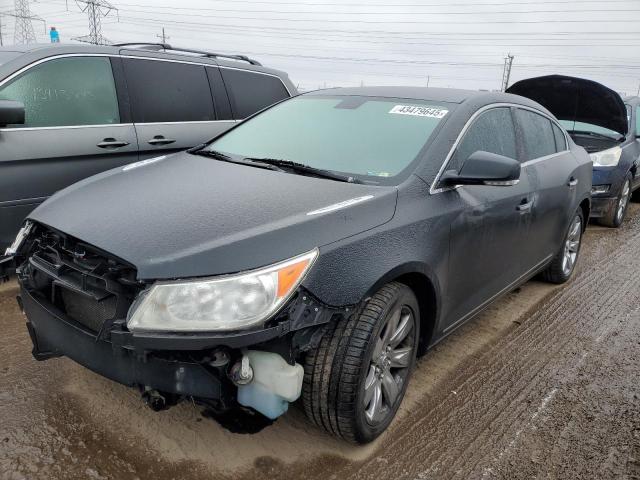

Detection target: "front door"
[440, 107, 534, 332]
[0, 55, 138, 250]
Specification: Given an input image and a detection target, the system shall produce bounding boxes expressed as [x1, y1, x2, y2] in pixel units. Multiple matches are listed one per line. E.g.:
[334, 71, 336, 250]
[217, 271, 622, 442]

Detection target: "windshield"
[559, 119, 623, 139]
[205, 95, 451, 183]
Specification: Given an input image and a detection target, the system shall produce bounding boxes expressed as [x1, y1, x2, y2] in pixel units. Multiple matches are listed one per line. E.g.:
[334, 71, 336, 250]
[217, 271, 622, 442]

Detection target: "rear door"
[514, 107, 578, 267]
[122, 57, 235, 159]
[0, 55, 138, 250]
[443, 106, 536, 331]
[219, 67, 291, 120]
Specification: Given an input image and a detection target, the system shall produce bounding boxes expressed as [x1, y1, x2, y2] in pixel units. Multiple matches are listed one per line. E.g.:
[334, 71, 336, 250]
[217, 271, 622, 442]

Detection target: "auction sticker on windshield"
[389, 105, 449, 118]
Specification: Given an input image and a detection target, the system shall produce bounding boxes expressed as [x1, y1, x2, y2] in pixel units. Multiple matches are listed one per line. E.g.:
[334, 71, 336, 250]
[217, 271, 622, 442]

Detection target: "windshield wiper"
[569, 130, 624, 142]
[190, 149, 281, 171]
[243, 157, 361, 184]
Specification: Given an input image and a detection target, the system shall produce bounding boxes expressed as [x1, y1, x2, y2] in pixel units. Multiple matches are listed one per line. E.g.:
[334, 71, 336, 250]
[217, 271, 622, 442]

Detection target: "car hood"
[29, 152, 397, 280]
[507, 75, 628, 135]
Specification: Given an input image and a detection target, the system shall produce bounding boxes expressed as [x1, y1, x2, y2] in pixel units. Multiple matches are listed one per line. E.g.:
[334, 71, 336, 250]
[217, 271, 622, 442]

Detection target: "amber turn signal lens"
[277, 259, 311, 298]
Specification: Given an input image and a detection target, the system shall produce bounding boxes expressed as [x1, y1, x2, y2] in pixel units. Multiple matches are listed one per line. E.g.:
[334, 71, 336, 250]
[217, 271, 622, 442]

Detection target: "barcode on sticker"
[389, 105, 448, 118]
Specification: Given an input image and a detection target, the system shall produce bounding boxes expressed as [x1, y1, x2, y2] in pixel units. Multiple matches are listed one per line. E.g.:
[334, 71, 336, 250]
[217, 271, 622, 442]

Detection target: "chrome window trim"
[0, 123, 133, 132]
[429, 102, 570, 195]
[0, 53, 291, 130]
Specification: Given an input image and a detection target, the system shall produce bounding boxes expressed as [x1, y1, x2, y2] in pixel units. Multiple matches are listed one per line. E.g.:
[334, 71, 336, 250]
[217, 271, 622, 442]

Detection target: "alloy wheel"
[562, 214, 582, 276]
[363, 304, 416, 425]
[616, 180, 631, 224]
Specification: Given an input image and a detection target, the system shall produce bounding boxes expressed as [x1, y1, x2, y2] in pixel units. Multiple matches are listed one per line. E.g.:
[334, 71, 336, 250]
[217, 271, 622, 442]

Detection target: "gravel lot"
[1, 206, 639, 480]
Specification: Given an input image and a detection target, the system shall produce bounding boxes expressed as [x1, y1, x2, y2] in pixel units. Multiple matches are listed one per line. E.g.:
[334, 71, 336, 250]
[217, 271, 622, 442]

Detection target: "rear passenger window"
[516, 109, 557, 160]
[123, 59, 215, 123]
[449, 107, 517, 171]
[552, 123, 567, 151]
[0, 56, 119, 128]
[220, 69, 289, 119]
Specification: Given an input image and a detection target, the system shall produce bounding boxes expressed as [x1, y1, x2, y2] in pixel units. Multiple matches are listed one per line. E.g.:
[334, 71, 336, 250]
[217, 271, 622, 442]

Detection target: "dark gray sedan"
[10, 87, 592, 443]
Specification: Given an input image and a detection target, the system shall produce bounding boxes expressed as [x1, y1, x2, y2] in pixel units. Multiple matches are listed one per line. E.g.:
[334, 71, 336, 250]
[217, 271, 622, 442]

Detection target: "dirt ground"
[1, 206, 639, 480]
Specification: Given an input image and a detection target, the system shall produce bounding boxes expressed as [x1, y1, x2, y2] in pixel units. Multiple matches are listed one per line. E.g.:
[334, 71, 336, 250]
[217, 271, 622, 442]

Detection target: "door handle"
[517, 199, 533, 212]
[97, 138, 130, 149]
[567, 177, 579, 187]
[147, 135, 176, 146]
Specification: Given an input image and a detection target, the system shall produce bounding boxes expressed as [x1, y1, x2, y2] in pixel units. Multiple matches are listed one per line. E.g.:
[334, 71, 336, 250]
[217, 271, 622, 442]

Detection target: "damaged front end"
[15, 223, 350, 425]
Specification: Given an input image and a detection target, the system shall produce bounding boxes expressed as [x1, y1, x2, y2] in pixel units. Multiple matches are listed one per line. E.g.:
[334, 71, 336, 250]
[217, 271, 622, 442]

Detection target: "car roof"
[307, 86, 477, 103]
[305, 86, 556, 113]
[0, 43, 286, 76]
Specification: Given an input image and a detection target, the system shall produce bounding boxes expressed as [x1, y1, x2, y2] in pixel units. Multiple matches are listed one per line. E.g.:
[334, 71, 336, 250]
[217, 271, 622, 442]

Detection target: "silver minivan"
[0, 43, 296, 256]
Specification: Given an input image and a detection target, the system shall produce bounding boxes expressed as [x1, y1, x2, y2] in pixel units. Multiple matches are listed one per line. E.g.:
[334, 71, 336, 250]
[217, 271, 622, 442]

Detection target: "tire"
[302, 282, 420, 444]
[598, 174, 632, 228]
[541, 207, 584, 284]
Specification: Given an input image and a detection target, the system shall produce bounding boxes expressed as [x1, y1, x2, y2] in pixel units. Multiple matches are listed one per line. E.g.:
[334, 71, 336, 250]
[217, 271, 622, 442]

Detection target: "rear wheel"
[302, 282, 419, 444]
[541, 208, 583, 284]
[599, 174, 631, 228]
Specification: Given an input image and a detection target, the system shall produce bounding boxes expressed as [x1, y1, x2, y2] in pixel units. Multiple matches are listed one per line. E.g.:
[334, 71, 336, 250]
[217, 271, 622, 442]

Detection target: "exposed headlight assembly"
[590, 146, 622, 167]
[127, 249, 318, 332]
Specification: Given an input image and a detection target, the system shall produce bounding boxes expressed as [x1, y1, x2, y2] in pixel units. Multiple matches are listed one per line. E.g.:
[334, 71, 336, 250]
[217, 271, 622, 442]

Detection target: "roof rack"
[112, 43, 262, 66]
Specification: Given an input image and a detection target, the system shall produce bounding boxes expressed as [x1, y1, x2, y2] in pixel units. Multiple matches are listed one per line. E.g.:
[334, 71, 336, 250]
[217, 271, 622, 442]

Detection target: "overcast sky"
[2, 0, 639, 94]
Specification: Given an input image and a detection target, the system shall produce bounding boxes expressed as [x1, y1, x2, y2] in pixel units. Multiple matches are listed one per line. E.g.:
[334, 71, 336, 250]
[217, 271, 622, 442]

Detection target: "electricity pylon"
[72, 0, 117, 45]
[501, 53, 514, 92]
[11, 0, 43, 44]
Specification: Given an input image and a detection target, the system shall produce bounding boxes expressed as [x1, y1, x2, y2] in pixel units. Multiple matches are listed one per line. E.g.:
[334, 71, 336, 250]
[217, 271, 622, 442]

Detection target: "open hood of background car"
[28, 152, 397, 280]
[507, 75, 628, 136]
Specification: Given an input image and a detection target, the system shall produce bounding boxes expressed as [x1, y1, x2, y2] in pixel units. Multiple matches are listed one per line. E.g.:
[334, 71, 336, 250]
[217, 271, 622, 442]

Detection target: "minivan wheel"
[599, 174, 632, 228]
[541, 208, 584, 284]
[302, 282, 419, 444]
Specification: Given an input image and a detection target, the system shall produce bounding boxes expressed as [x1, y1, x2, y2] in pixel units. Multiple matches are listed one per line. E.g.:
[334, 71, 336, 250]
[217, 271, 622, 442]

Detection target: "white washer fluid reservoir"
[237, 350, 304, 419]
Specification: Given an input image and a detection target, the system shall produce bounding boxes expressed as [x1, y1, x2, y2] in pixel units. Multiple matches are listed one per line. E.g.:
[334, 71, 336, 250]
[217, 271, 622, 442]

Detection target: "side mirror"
[0, 100, 25, 127]
[440, 150, 521, 187]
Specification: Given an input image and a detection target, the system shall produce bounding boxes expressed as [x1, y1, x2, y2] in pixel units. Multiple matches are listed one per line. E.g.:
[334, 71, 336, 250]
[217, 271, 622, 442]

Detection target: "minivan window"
[636, 107, 640, 136]
[220, 68, 289, 119]
[449, 107, 517, 171]
[206, 96, 451, 182]
[552, 123, 567, 152]
[123, 58, 215, 123]
[0, 56, 119, 128]
[517, 109, 557, 160]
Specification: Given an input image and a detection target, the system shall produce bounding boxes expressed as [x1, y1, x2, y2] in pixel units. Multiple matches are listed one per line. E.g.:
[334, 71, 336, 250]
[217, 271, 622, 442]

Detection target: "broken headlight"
[590, 146, 622, 167]
[127, 249, 318, 332]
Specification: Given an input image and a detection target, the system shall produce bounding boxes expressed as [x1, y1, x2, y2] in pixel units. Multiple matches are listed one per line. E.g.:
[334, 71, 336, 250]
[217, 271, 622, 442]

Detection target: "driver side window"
[448, 107, 517, 172]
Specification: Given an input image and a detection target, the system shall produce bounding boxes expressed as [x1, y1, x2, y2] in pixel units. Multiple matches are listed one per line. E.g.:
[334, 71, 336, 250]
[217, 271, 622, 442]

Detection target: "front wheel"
[541, 208, 584, 284]
[302, 282, 419, 444]
[599, 174, 631, 228]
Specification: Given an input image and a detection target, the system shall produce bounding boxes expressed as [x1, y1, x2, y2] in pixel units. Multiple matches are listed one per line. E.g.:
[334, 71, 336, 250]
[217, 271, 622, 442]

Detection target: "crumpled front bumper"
[21, 286, 228, 401]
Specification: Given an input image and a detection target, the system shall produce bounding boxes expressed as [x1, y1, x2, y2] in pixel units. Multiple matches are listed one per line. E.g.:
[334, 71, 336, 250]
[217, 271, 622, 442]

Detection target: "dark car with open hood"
[508, 75, 640, 227]
[8, 86, 592, 443]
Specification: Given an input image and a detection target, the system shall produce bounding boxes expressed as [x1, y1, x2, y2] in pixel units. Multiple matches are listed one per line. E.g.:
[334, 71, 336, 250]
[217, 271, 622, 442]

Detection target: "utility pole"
[636, 81, 640, 97]
[0, 14, 3, 46]
[501, 53, 514, 92]
[427, 75, 430, 87]
[156, 27, 169, 44]
[72, 0, 117, 45]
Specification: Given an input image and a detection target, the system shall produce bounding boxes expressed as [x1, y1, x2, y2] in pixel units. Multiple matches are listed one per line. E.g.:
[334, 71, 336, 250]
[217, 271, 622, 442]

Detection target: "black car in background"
[0, 43, 296, 254]
[10, 87, 591, 443]
[508, 75, 640, 227]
